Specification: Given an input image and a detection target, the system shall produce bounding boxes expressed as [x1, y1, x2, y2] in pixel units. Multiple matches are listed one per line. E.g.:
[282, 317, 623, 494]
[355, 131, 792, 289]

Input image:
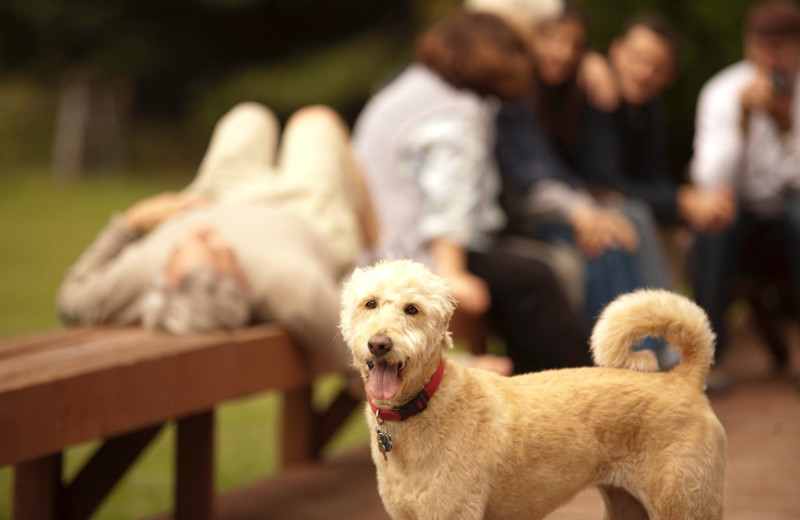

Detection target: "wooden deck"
[169, 322, 800, 519]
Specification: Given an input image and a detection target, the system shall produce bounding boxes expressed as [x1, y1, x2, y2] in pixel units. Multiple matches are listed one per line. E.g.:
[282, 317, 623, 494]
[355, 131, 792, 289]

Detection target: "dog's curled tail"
[591, 289, 715, 389]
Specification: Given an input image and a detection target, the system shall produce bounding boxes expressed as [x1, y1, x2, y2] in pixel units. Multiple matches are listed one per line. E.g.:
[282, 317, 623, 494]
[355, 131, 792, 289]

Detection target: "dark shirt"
[495, 85, 587, 238]
[496, 79, 679, 223]
[497, 76, 600, 197]
[495, 96, 581, 191]
[581, 100, 679, 223]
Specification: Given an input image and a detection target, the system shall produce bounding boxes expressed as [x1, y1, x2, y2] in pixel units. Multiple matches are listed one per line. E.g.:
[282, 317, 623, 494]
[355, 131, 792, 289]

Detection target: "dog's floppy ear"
[444, 286, 458, 350]
[442, 325, 455, 350]
[339, 265, 368, 346]
[433, 275, 457, 350]
[439, 284, 457, 322]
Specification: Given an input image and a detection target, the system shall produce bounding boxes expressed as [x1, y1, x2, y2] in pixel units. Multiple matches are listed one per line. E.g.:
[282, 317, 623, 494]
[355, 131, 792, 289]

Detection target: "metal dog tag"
[377, 428, 393, 449]
[376, 428, 393, 460]
[375, 410, 393, 461]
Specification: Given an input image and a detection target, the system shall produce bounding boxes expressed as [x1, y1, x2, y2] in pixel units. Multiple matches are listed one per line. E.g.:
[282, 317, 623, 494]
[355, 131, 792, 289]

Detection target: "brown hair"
[415, 11, 531, 99]
[546, 2, 589, 33]
[533, 3, 589, 153]
[621, 14, 682, 59]
[746, 0, 800, 38]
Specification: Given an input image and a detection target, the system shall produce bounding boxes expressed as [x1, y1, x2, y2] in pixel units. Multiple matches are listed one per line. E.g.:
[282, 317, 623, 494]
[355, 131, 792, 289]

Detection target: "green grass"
[0, 171, 186, 335]
[0, 171, 369, 519]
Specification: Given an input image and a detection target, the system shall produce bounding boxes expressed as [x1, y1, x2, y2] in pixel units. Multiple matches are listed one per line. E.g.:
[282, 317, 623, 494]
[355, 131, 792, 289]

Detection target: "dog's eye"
[404, 304, 419, 315]
[365, 299, 377, 309]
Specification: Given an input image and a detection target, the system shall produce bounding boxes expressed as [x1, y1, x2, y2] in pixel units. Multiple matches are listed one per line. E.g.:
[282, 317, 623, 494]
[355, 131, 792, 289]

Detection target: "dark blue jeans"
[533, 224, 643, 325]
[691, 205, 800, 362]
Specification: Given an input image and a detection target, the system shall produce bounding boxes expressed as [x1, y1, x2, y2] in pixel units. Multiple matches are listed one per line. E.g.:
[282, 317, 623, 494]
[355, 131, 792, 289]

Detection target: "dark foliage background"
[0, 0, 760, 178]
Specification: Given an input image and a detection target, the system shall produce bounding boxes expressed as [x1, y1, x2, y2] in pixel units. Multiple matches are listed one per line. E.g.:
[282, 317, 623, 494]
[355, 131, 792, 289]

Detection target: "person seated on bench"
[583, 15, 732, 232]
[690, 0, 800, 392]
[493, 3, 650, 322]
[353, 11, 592, 374]
[57, 103, 377, 393]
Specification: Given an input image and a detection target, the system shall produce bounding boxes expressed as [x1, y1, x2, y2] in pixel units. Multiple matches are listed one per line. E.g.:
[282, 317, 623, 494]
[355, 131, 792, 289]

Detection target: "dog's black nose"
[368, 334, 393, 357]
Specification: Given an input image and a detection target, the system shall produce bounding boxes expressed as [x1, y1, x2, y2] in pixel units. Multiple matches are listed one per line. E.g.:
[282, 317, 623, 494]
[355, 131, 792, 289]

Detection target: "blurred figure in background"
[495, 4, 660, 327]
[462, 0, 585, 312]
[465, 0, 619, 311]
[584, 15, 734, 231]
[353, 11, 592, 374]
[465, 0, 620, 111]
[691, 0, 800, 392]
[58, 102, 376, 395]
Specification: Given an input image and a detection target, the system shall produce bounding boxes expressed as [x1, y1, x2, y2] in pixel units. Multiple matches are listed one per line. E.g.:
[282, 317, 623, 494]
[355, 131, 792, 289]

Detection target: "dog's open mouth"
[367, 360, 403, 401]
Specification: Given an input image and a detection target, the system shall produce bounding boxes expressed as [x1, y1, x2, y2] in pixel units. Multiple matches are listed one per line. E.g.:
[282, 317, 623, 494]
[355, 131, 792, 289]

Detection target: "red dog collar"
[367, 357, 446, 421]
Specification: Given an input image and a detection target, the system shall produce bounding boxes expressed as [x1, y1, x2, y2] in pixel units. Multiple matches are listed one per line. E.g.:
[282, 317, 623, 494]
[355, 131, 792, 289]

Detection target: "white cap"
[464, 0, 564, 29]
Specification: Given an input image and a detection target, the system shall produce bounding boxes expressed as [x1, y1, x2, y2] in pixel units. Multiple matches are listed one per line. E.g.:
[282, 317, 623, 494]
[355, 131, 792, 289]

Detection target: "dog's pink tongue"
[369, 362, 398, 401]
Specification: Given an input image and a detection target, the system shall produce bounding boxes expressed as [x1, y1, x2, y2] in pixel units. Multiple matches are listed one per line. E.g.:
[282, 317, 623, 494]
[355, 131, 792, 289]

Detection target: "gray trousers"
[618, 198, 674, 291]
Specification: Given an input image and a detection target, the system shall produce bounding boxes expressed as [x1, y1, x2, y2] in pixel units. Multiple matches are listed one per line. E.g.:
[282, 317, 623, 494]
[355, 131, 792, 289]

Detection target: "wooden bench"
[0, 325, 357, 520]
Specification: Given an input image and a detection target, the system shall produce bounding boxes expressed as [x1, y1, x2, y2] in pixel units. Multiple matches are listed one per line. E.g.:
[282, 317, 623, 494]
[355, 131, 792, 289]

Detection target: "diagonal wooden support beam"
[313, 391, 361, 457]
[65, 424, 164, 520]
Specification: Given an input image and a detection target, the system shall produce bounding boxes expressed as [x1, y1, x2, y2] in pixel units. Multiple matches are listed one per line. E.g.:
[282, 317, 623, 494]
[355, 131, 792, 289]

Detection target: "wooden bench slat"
[0, 325, 292, 393]
[0, 325, 323, 466]
[0, 328, 97, 358]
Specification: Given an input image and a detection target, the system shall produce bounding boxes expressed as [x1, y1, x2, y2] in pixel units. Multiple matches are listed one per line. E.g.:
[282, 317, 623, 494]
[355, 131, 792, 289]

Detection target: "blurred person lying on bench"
[57, 102, 510, 383]
[57, 103, 378, 393]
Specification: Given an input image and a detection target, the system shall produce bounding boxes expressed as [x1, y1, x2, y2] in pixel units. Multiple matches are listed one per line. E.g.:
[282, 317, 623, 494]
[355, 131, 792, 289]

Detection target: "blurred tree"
[0, 0, 762, 178]
[413, 0, 462, 27]
[0, 0, 408, 180]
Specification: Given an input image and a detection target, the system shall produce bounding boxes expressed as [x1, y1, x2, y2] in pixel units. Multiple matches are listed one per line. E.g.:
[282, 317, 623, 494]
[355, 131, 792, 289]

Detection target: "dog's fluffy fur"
[340, 260, 726, 520]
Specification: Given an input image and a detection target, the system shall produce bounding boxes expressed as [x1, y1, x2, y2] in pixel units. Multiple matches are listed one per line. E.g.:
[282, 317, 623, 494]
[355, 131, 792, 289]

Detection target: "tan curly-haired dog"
[340, 260, 726, 520]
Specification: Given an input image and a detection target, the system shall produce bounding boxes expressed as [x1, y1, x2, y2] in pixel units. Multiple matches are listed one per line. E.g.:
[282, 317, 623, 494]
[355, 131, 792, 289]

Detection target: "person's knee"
[217, 102, 278, 135]
[546, 246, 584, 309]
[287, 105, 348, 139]
[621, 197, 657, 229]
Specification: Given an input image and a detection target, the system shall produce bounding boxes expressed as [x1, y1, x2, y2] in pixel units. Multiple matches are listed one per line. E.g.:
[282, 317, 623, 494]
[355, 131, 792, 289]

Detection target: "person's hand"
[741, 73, 793, 132]
[446, 271, 491, 316]
[571, 206, 609, 257]
[571, 206, 639, 258]
[123, 192, 209, 232]
[741, 73, 774, 113]
[602, 209, 640, 253]
[678, 186, 736, 232]
[164, 226, 249, 292]
[195, 227, 250, 292]
[431, 239, 490, 314]
[579, 52, 620, 112]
